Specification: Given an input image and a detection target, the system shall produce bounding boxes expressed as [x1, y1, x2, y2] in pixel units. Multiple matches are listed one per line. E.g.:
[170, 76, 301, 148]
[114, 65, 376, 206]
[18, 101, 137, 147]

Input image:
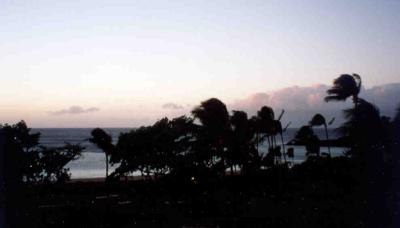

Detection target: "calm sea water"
[32, 128, 346, 179]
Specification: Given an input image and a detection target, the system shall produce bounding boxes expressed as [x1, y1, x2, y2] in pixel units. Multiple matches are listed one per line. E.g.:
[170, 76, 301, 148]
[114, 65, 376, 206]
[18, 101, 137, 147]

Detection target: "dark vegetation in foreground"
[2, 74, 400, 227]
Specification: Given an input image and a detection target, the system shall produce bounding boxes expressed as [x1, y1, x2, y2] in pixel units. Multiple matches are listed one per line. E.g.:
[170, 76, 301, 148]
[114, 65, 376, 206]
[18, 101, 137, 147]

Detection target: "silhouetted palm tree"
[276, 110, 291, 164]
[249, 116, 262, 152]
[294, 126, 320, 157]
[192, 98, 230, 137]
[230, 110, 258, 174]
[339, 99, 383, 158]
[192, 98, 231, 172]
[287, 147, 294, 163]
[325, 74, 362, 108]
[309, 113, 331, 156]
[90, 128, 114, 179]
[273, 119, 287, 163]
[394, 103, 400, 125]
[257, 106, 275, 151]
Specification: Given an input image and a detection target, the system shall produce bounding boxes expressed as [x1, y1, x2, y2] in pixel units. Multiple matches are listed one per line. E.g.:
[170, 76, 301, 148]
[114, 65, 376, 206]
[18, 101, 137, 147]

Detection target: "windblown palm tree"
[309, 113, 331, 156]
[90, 128, 114, 179]
[230, 110, 258, 174]
[339, 99, 383, 157]
[325, 73, 362, 107]
[273, 119, 287, 163]
[257, 106, 275, 150]
[192, 98, 231, 171]
[249, 116, 261, 151]
[191, 98, 230, 137]
[257, 107, 290, 165]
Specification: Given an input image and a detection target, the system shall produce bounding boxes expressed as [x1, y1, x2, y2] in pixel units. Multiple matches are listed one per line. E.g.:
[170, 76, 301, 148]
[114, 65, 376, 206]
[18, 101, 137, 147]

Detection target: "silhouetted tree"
[257, 106, 275, 150]
[393, 104, 400, 154]
[309, 113, 331, 156]
[256, 107, 289, 166]
[339, 99, 383, 158]
[90, 128, 114, 179]
[273, 120, 286, 163]
[249, 116, 261, 151]
[287, 147, 294, 163]
[1, 121, 83, 184]
[192, 98, 231, 174]
[114, 116, 195, 178]
[38, 143, 83, 183]
[325, 73, 362, 107]
[115, 124, 157, 177]
[230, 110, 259, 174]
[294, 126, 320, 157]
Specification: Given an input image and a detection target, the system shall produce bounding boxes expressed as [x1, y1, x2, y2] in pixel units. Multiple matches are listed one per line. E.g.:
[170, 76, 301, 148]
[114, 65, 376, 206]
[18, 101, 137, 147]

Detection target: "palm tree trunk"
[280, 133, 287, 163]
[353, 95, 359, 109]
[256, 132, 259, 151]
[105, 154, 110, 200]
[106, 154, 109, 179]
[324, 123, 331, 156]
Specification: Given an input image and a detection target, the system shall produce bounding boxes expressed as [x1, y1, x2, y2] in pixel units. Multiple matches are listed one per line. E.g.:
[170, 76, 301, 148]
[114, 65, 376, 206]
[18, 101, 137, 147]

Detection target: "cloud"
[162, 102, 184, 110]
[229, 83, 400, 127]
[49, 106, 100, 115]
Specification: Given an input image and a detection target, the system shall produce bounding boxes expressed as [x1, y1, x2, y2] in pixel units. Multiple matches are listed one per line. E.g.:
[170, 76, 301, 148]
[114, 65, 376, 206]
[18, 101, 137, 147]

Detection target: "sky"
[1, 0, 400, 127]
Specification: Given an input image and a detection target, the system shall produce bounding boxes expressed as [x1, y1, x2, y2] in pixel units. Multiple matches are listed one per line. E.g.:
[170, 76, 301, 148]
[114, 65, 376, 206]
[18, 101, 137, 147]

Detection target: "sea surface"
[32, 128, 346, 179]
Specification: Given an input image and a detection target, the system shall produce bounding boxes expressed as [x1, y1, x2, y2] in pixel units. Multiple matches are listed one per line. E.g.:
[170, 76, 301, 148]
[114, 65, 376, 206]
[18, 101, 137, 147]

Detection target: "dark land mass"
[13, 157, 395, 228]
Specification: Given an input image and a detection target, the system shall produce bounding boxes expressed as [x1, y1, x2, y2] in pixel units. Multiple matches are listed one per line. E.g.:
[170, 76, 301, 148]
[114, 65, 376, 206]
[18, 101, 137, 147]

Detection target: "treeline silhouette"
[1, 74, 400, 227]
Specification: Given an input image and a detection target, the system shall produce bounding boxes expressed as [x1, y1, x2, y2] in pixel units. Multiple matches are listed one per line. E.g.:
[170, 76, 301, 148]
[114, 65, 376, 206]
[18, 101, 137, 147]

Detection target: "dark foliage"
[325, 73, 361, 103]
[90, 128, 114, 179]
[1, 121, 83, 184]
[294, 126, 320, 157]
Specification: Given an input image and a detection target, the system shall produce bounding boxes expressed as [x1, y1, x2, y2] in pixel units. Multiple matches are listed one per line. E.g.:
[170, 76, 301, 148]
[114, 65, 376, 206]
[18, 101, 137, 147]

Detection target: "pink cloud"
[229, 83, 400, 127]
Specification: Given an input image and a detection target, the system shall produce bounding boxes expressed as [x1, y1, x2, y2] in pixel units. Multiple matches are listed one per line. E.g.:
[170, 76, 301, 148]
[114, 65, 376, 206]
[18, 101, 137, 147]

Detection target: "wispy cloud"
[162, 102, 184, 110]
[49, 106, 100, 116]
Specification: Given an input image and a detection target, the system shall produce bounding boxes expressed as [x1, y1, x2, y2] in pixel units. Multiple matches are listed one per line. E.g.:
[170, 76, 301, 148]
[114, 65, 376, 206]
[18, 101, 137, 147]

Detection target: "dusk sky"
[1, 0, 400, 127]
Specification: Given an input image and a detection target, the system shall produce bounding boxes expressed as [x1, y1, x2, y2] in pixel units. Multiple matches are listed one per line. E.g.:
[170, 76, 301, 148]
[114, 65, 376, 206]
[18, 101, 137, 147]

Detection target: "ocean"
[32, 128, 346, 179]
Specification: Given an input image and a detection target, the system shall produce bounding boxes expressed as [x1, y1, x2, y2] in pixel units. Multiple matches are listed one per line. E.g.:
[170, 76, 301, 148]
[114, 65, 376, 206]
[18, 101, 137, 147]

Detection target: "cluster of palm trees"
[3, 73, 399, 186]
[90, 99, 292, 180]
[88, 73, 399, 182]
[293, 113, 334, 157]
[323, 74, 396, 160]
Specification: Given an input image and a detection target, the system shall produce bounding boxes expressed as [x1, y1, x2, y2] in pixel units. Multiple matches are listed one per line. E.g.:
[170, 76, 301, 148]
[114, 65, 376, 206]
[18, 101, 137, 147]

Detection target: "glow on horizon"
[1, 0, 400, 127]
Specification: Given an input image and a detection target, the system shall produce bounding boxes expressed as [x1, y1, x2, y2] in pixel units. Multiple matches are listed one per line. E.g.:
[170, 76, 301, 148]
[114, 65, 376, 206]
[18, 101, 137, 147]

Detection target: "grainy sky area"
[1, 0, 399, 127]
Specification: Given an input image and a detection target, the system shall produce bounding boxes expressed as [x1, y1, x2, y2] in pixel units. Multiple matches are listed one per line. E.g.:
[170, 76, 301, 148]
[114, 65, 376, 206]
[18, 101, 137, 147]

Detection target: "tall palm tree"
[309, 113, 331, 156]
[325, 74, 362, 108]
[257, 106, 275, 150]
[191, 98, 230, 137]
[230, 110, 254, 174]
[90, 128, 114, 179]
[249, 116, 261, 151]
[192, 98, 231, 171]
[339, 99, 382, 157]
[274, 120, 287, 163]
